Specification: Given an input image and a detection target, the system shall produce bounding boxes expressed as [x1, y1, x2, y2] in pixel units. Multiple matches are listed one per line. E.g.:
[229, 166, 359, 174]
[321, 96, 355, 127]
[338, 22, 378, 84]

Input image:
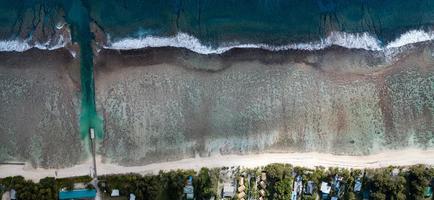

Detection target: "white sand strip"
[1, 148, 433, 181]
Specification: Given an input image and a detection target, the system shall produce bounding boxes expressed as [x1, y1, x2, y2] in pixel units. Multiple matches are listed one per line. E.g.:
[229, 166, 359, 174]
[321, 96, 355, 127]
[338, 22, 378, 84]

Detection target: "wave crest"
[104, 30, 434, 54]
[0, 35, 68, 52]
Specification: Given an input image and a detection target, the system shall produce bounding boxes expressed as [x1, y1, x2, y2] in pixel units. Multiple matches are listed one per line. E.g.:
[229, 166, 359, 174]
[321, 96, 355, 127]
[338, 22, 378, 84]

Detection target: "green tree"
[274, 178, 292, 200]
[264, 163, 293, 199]
[194, 168, 216, 199]
[406, 164, 433, 199]
[63, 181, 74, 191]
[368, 168, 407, 200]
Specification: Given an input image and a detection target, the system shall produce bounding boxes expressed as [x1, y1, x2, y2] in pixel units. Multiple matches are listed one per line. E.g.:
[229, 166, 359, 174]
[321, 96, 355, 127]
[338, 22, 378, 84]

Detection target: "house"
[259, 189, 266, 197]
[111, 189, 120, 197]
[292, 175, 303, 200]
[293, 175, 303, 194]
[320, 182, 331, 194]
[258, 171, 267, 199]
[354, 178, 362, 192]
[291, 192, 297, 200]
[237, 176, 246, 199]
[332, 174, 343, 190]
[304, 181, 314, 195]
[0, 189, 17, 200]
[391, 168, 400, 176]
[184, 176, 194, 200]
[320, 182, 331, 199]
[59, 189, 96, 200]
[424, 186, 432, 198]
[237, 191, 246, 199]
[223, 183, 235, 198]
[261, 172, 267, 181]
[10, 189, 16, 200]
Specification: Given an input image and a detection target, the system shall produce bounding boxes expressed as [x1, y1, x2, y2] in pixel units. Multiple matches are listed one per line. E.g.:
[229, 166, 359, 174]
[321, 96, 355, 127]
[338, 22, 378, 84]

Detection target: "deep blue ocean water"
[88, 0, 434, 45]
[1, 0, 434, 45]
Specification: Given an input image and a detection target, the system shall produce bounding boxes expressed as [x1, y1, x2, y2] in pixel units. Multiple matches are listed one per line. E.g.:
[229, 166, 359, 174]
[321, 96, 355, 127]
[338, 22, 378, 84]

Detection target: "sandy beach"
[1, 148, 433, 181]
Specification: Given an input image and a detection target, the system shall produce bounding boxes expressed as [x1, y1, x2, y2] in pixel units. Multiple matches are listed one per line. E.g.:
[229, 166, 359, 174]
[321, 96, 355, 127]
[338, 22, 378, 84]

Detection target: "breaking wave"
[104, 29, 434, 54]
[0, 27, 71, 52]
[2, 29, 433, 54]
[0, 35, 68, 52]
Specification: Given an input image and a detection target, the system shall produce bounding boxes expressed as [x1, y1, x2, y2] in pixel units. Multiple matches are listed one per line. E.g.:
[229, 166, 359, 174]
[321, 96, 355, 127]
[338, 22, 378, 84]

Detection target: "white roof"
[320, 182, 331, 194]
[10, 189, 16, 200]
[223, 183, 235, 197]
[184, 185, 194, 194]
[111, 189, 120, 197]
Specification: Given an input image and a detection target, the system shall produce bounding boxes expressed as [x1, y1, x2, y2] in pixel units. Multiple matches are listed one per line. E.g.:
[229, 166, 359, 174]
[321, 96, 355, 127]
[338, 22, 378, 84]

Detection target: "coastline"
[95, 42, 434, 166]
[0, 41, 433, 169]
[1, 148, 433, 181]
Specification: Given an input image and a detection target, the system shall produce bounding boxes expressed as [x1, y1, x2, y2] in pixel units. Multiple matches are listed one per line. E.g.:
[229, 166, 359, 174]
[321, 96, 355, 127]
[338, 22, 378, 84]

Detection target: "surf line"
[64, 0, 103, 140]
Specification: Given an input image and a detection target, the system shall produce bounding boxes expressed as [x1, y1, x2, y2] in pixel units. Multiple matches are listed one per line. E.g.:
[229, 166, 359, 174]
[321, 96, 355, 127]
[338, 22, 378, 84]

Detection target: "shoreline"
[1, 149, 433, 181]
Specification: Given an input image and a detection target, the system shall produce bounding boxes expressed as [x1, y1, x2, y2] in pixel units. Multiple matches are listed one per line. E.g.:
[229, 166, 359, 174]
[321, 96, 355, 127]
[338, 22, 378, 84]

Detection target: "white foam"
[2, 29, 433, 55]
[105, 29, 434, 55]
[0, 22, 70, 52]
[0, 40, 32, 52]
[0, 35, 68, 52]
[386, 30, 434, 49]
[0, 38, 66, 52]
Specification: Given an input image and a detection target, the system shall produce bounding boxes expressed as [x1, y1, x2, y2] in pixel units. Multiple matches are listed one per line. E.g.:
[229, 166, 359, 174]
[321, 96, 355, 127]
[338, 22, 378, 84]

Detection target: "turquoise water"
[62, 0, 103, 140]
[59, 189, 97, 199]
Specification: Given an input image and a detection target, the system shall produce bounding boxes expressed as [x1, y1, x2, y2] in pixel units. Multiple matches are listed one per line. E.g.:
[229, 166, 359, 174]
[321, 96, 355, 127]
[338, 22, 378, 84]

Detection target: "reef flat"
[0, 49, 84, 168]
[95, 44, 434, 166]
[0, 0, 433, 169]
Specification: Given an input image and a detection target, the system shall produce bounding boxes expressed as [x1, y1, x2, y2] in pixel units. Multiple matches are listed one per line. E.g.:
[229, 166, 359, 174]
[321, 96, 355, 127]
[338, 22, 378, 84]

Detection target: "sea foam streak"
[0, 35, 67, 52]
[105, 29, 434, 55]
[2, 29, 433, 54]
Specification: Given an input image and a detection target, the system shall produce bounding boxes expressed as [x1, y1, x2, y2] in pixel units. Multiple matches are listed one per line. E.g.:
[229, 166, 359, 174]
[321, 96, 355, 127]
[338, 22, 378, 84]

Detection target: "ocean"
[1, 0, 434, 52]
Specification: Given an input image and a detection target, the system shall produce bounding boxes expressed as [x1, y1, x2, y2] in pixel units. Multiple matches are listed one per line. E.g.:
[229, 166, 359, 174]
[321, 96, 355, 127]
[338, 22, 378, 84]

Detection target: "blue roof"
[59, 189, 96, 199]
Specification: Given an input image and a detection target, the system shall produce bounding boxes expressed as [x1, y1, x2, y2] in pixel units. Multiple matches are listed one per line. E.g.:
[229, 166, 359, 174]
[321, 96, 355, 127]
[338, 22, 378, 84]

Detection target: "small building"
[320, 182, 331, 200]
[424, 186, 432, 198]
[391, 168, 400, 176]
[184, 176, 194, 200]
[130, 193, 136, 200]
[333, 174, 343, 190]
[259, 189, 266, 197]
[291, 192, 297, 200]
[259, 180, 266, 189]
[354, 178, 362, 192]
[261, 172, 267, 181]
[223, 183, 235, 198]
[293, 175, 303, 194]
[304, 181, 315, 195]
[292, 175, 303, 200]
[10, 189, 16, 200]
[320, 182, 331, 194]
[237, 191, 246, 199]
[59, 189, 96, 200]
[111, 189, 120, 197]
